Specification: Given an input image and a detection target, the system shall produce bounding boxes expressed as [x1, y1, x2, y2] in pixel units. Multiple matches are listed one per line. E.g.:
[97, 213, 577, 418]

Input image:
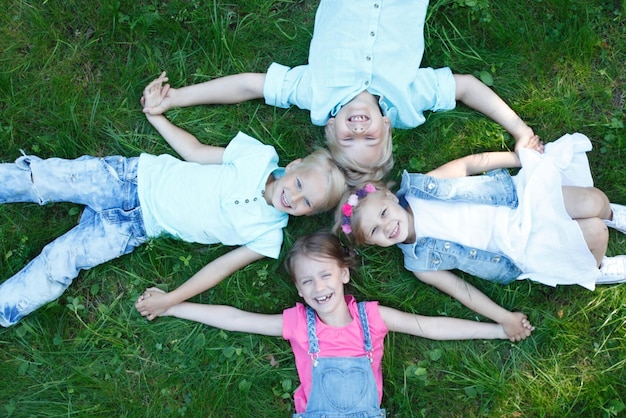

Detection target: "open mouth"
[389, 222, 400, 240]
[315, 294, 333, 304]
[281, 191, 290, 208]
[348, 114, 369, 122]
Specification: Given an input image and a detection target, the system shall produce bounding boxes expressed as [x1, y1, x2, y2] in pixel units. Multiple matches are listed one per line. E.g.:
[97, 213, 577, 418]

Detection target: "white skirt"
[510, 132, 600, 290]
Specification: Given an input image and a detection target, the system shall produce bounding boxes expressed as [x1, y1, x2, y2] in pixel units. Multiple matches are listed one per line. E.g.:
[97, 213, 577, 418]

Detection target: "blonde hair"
[298, 148, 348, 213]
[283, 231, 357, 283]
[332, 181, 391, 246]
[325, 126, 394, 187]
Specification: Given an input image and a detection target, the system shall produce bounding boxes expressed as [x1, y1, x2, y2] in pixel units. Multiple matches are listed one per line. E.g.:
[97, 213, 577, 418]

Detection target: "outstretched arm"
[453, 74, 542, 153]
[413, 270, 534, 342]
[152, 290, 283, 336]
[426, 151, 520, 178]
[142, 71, 266, 116]
[379, 306, 509, 340]
[135, 246, 265, 320]
[142, 72, 225, 164]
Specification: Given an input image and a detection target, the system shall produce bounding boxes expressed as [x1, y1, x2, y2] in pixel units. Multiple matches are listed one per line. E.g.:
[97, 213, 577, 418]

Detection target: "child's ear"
[383, 189, 399, 203]
[285, 158, 303, 170]
[325, 118, 335, 136]
[383, 116, 391, 133]
[341, 267, 350, 284]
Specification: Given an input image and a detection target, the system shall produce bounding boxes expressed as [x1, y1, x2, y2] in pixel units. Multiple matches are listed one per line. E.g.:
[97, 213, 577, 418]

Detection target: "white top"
[408, 133, 600, 290]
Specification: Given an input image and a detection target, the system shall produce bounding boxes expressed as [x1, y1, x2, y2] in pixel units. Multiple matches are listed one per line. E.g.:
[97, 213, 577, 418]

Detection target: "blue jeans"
[0, 154, 148, 327]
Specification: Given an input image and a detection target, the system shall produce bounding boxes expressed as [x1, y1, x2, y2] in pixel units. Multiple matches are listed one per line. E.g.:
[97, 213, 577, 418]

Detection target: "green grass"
[1, 0, 625, 416]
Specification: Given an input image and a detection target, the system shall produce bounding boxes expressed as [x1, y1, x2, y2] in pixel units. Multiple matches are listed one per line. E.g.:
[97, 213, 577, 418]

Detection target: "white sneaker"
[597, 256, 626, 284]
[605, 203, 626, 234]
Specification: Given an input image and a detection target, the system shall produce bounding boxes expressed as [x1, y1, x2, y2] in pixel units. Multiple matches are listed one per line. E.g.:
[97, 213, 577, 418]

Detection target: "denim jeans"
[0, 154, 148, 327]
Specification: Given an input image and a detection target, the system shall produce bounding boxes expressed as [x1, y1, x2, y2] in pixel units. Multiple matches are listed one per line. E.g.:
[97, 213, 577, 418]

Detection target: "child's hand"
[501, 312, 535, 342]
[141, 71, 175, 116]
[515, 133, 544, 155]
[135, 287, 173, 320]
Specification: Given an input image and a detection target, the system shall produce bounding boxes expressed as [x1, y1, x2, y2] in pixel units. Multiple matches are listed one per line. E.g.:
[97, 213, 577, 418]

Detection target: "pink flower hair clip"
[341, 183, 377, 234]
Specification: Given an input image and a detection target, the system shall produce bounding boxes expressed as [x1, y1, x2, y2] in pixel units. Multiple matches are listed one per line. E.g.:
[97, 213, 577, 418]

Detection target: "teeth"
[281, 192, 290, 207]
[349, 115, 368, 122]
[390, 223, 399, 238]
[316, 295, 331, 302]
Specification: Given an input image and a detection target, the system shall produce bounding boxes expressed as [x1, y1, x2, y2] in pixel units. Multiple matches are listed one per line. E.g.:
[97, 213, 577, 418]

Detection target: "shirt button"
[245, 199, 249, 203]
[470, 249, 477, 256]
[235, 200, 239, 204]
[444, 242, 450, 249]
[254, 197, 258, 201]
[493, 256, 501, 262]
[427, 182, 435, 190]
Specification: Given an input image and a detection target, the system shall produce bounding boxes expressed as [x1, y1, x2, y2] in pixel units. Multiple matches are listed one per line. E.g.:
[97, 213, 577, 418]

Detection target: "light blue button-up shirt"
[263, 0, 457, 128]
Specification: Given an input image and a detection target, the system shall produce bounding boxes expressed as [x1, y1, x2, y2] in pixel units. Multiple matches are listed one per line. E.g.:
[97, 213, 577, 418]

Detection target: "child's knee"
[14, 154, 46, 204]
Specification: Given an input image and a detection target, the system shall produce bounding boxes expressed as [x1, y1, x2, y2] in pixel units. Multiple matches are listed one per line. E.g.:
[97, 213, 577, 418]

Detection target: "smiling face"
[265, 162, 328, 216]
[326, 91, 391, 168]
[293, 254, 351, 319]
[356, 192, 416, 247]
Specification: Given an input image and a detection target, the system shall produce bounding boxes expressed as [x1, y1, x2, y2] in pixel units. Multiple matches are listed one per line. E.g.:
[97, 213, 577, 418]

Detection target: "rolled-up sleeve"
[263, 62, 313, 112]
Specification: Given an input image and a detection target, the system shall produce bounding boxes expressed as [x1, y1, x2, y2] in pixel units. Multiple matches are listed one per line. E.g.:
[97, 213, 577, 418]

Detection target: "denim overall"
[293, 303, 386, 418]
[0, 154, 148, 327]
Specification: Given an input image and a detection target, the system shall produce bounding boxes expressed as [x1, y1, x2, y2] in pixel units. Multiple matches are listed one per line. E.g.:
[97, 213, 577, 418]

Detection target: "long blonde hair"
[298, 148, 348, 213]
[325, 126, 394, 187]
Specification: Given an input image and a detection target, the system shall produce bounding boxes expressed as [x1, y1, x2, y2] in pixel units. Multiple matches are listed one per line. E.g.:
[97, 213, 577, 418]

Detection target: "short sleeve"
[282, 304, 304, 341]
[245, 227, 284, 259]
[222, 131, 278, 167]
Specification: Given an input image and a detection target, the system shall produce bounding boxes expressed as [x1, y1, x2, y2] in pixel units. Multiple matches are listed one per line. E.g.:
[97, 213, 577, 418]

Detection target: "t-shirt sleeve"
[222, 131, 278, 166]
[282, 304, 302, 341]
[245, 227, 284, 259]
[409, 67, 457, 113]
[263, 62, 313, 111]
[365, 301, 388, 336]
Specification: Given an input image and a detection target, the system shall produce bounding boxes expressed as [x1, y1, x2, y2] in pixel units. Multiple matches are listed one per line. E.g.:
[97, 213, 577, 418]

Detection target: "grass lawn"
[1, 0, 625, 416]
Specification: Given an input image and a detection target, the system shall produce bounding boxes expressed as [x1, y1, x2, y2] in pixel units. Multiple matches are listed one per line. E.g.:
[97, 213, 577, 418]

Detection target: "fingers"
[134, 287, 167, 321]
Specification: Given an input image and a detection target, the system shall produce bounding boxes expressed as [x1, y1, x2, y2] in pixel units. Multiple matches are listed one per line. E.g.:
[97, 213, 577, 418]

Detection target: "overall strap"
[305, 302, 374, 364]
[357, 302, 374, 362]
[305, 306, 320, 366]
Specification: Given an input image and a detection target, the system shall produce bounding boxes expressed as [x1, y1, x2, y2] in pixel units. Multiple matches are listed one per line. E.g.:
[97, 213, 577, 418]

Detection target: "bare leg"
[562, 186, 611, 220]
[575, 217, 608, 266]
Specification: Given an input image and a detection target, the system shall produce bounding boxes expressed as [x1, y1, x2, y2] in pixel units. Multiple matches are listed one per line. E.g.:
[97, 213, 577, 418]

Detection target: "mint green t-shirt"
[137, 132, 288, 259]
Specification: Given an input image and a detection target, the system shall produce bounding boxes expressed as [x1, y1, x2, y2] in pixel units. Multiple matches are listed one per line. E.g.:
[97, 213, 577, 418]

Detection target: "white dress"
[411, 133, 600, 290]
